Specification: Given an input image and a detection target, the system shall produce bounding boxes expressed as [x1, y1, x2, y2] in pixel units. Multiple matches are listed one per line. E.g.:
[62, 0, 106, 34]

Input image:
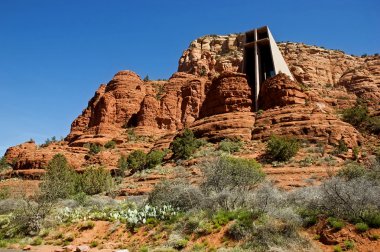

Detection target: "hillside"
[4, 35, 379, 178]
[0, 33, 380, 252]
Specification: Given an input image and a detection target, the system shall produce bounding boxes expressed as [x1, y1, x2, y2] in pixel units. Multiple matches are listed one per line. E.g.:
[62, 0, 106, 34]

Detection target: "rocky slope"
[4, 33, 379, 177]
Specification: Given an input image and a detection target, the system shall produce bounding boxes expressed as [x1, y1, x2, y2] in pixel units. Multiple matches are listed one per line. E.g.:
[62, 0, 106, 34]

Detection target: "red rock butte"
[4, 27, 380, 176]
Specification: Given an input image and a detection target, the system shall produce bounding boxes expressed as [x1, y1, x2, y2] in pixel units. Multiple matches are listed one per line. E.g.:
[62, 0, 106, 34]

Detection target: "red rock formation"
[186, 72, 254, 141]
[337, 56, 380, 109]
[4, 35, 377, 175]
[254, 74, 361, 147]
[278, 42, 364, 87]
[178, 34, 244, 76]
[199, 72, 252, 117]
[191, 112, 255, 141]
[5, 140, 86, 170]
[252, 103, 361, 147]
[258, 73, 308, 110]
[66, 71, 147, 147]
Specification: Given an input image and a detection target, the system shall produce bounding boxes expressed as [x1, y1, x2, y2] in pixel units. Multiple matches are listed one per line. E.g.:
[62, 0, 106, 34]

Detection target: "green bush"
[127, 150, 147, 173]
[355, 222, 369, 232]
[125, 150, 165, 173]
[104, 140, 116, 149]
[31, 237, 43, 246]
[79, 166, 114, 195]
[170, 129, 204, 160]
[88, 143, 102, 155]
[40, 154, 79, 201]
[218, 139, 243, 153]
[117, 155, 128, 176]
[0, 239, 8, 248]
[202, 156, 264, 193]
[266, 135, 300, 161]
[202, 156, 265, 210]
[0, 156, 10, 171]
[42, 136, 57, 147]
[337, 162, 366, 180]
[342, 104, 368, 127]
[79, 221, 95, 230]
[0, 187, 10, 200]
[226, 222, 247, 240]
[146, 150, 165, 169]
[90, 240, 99, 248]
[353, 146, 360, 160]
[212, 210, 237, 228]
[117, 156, 128, 173]
[344, 240, 355, 250]
[148, 180, 203, 210]
[367, 116, 380, 134]
[298, 208, 319, 227]
[327, 217, 345, 231]
[172, 238, 188, 250]
[334, 139, 348, 154]
[362, 210, 380, 228]
[333, 245, 342, 252]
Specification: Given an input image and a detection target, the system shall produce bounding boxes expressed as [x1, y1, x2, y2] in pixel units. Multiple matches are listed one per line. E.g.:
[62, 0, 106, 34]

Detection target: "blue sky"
[0, 0, 379, 155]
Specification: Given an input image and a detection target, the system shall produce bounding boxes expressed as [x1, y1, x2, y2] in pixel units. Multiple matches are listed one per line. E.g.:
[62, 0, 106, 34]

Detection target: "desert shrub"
[31, 236, 43, 245]
[126, 128, 139, 141]
[104, 140, 116, 149]
[355, 222, 369, 232]
[333, 139, 348, 154]
[320, 177, 380, 221]
[366, 158, 380, 182]
[218, 139, 243, 153]
[337, 162, 366, 180]
[212, 210, 237, 228]
[79, 166, 114, 195]
[117, 155, 128, 176]
[40, 154, 79, 201]
[148, 179, 203, 210]
[333, 245, 342, 252]
[227, 222, 247, 240]
[172, 238, 188, 250]
[79, 220, 95, 230]
[146, 150, 166, 169]
[366, 116, 380, 134]
[361, 210, 380, 228]
[0, 187, 10, 200]
[244, 215, 310, 251]
[247, 183, 286, 213]
[143, 75, 149, 81]
[201, 156, 264, 210]
[127, 150, 147, 173]
[342, 104, 368, 127]
[44, 136, 57, 145]
[88, 143, 102, 155]
[353, 146, 360, 160]
[327, 217, 345, 230]
[266, 135, 300, 161]
[298, 208, 319, 227]
[170, 129, 204, 160]
[90, 240, 98, 248]
[344, 240, 355, 250]
[153, 83, 166, 100]
[0, 240, 7, 248]
[0, 156, 10, 171]
[182, 213, 204, 234]
[5, 196, 54, 237]
[125, 150, 165, 173]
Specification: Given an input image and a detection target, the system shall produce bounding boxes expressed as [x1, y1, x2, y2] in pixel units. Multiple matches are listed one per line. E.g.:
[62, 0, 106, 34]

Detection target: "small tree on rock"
[170, 129, 203, 160]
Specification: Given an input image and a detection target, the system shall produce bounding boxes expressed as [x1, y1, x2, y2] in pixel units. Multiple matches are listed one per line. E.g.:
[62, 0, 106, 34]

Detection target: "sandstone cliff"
[5, 33, 379, 174]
